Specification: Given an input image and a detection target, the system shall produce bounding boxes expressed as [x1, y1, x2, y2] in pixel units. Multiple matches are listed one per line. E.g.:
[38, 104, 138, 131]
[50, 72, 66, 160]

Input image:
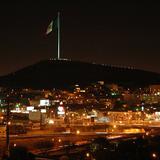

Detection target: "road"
[0, 129, 146, 157]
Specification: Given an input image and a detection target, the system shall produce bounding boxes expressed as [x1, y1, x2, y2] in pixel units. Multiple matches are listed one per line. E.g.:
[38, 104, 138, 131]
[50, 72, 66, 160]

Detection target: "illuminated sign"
[40, 100, 50, 106]
[27, 106, 34, 111]
[57, 106, 65, 115]
[41, 109, 46, 113]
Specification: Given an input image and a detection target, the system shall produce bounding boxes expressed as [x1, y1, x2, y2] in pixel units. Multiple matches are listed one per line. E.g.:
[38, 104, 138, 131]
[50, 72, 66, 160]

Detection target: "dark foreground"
[2, 133, 160, 160]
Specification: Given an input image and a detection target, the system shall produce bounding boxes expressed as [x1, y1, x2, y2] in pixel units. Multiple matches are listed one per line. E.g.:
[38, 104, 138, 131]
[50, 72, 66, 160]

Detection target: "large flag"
[46, 21, 53, 35]
[46, 18, 58, 35]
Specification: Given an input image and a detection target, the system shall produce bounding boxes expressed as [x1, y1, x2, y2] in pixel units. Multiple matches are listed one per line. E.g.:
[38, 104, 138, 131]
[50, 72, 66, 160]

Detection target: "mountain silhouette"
[0, 59, 160, 89]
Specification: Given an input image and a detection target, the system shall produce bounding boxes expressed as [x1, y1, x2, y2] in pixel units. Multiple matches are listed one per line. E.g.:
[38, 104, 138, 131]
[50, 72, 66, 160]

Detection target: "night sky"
[0, 2, 160, 75]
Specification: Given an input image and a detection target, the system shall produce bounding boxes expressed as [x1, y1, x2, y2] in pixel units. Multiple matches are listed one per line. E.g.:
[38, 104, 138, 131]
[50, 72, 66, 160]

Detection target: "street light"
[152, 153, 157, 158]
[76, 130, 80, 135]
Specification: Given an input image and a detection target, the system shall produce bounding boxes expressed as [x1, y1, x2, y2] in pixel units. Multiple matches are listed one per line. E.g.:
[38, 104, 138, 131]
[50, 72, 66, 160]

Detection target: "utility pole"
[6, 94, 10, 157]
[40, 110, 43, 130]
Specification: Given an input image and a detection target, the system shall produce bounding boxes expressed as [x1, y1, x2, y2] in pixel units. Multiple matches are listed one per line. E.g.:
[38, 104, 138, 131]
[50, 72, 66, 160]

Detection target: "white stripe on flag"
[46, 21, 53, 35]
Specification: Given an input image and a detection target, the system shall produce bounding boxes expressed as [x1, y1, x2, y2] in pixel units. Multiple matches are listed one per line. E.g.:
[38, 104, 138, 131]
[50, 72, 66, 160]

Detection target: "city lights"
[0, 2, 160, 159]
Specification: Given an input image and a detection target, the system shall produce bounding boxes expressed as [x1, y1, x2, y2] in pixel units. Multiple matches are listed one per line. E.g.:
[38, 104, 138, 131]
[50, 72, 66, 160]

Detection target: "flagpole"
[57, 12, 60, 60]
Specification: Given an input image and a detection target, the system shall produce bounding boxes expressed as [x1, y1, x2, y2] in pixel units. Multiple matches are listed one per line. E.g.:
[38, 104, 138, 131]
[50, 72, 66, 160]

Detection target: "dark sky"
[0, 1, 160, 75]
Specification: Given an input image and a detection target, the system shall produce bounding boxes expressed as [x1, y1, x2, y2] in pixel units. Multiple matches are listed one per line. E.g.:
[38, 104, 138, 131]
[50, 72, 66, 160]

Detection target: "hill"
[0, 59, 160, 89]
